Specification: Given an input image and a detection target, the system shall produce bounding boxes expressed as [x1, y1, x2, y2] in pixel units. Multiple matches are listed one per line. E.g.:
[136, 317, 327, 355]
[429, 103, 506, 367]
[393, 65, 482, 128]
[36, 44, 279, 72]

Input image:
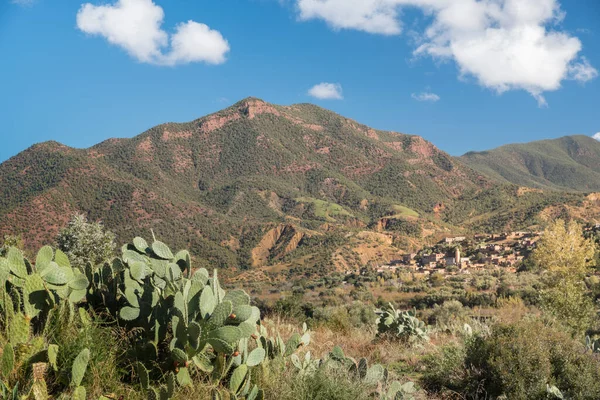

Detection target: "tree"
[530, 219, 597, 333]
[56, 214, 116, 270]
[531, 219, 595, 282]
[0, 234, 24, 256]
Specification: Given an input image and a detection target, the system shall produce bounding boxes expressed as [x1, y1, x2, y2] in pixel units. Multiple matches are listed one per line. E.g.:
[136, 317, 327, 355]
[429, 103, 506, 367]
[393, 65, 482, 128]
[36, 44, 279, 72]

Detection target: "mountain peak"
[236, 96, 267, 104]
[0, 98, 589, 270]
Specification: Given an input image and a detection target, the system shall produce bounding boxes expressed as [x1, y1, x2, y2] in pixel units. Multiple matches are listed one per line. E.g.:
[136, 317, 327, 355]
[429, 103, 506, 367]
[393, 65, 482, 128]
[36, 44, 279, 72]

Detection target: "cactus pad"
[207, 301, 233, 330]
[188, 321, 202, 349]
[68, 274, 89, 291]
[7, 247, 28, 278]
[47, 344, 59, 371]
[124, 287, 140, 308]
[207, 338, 234, 354]
[192, 268, 209, 284]
[53, 249, 71, 268]
[246, 348, 266, 367]
[71, 348, 90, 387]
[136, 361, 150, 390]
[133, 237, 149, 253]
[35, 246, 54, 272]
[199, 287, 216, 318]
[9, 312, 30, 345]
[209, 326, 242, 344]
[40, 263, 68, 285]
[171, 347, 187, 365]
[176, 366, 192, 387]
[229, 364, 248, 394]
[72, 386, 86, 400]
[152, 241, 174, 260]
[120, 306, 141, 321]
[222, 289, 250, 308]
[1, 342, 14, 378]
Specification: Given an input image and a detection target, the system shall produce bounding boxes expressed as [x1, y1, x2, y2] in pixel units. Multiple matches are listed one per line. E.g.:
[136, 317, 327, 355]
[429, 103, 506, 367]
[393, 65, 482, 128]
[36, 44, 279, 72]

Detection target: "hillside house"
[444, 236, 466, 244]
[402, 253, 417, 264]
[421, 253, 445, 266]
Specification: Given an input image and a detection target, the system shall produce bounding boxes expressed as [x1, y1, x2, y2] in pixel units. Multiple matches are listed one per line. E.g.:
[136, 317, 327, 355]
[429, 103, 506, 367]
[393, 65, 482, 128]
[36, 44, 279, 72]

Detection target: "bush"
[423, 319, 600, 400]
[541, 280, 596, 334]
[428, 300, 466, 327]
[265, 368, 371, 400]
[311, 302, 377, 333]
[422, 344, 469, 394]
[56, 214, 116, 270]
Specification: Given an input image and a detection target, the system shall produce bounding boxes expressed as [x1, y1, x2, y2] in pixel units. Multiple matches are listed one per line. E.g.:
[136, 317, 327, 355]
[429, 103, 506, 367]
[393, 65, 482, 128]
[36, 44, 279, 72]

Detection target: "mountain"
[460, 135, 600, 192]
[0, 98, 591, 278]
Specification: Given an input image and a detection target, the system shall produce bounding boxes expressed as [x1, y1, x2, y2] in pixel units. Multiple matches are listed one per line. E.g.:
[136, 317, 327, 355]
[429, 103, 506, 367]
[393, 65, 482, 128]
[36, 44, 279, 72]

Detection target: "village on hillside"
[372, 230, 542, 277]
[371, 223, 600, 278]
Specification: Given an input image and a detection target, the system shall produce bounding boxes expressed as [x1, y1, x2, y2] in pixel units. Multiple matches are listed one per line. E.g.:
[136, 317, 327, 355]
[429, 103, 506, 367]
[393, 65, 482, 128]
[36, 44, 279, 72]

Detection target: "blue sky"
[0, 0, 599, 163]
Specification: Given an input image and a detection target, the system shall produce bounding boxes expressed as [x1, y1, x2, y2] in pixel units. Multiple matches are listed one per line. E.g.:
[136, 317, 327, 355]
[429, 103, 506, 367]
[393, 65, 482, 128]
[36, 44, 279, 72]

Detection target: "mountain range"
[1, 98, 598, 279]
[461, 135, 600, 192]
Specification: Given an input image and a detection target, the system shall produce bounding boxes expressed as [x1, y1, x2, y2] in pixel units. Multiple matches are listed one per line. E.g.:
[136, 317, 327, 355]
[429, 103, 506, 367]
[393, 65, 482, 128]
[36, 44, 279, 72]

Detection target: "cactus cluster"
[1, 237, 303, 399]
[87, 236, 274, 399]
[0, 333, 89, 400]
[1, 246, 91, 400]
[0, 247, 89, 329]
[255, 322, 311, 361]
[288, 344, 417, 400]
[375, 303, 429, 343]
[2, 238, 419, 400]
[328, 346, 390, 385]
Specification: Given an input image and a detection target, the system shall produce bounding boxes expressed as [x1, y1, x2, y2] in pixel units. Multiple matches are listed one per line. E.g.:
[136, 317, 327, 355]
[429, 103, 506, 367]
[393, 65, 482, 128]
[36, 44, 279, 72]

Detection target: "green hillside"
[0, 98, 590, 273]
[461, 135, 600, 192]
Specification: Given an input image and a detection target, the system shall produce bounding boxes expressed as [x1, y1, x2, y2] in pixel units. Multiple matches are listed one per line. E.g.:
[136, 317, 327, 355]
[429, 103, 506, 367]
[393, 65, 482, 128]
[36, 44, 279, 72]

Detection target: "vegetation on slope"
[0, 99, 595, 274]
[461, 135, 600, 192]
[2, 219, 600, 399]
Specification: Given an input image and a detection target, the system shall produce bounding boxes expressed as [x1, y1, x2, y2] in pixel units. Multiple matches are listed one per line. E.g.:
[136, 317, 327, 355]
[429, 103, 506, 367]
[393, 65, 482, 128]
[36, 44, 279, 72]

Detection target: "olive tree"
[56, 214, 116, 270]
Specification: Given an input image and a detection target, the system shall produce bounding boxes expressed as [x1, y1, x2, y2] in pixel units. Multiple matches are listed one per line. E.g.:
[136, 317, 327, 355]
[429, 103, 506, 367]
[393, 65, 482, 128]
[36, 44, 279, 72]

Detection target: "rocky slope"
[0, 98, 588, 276]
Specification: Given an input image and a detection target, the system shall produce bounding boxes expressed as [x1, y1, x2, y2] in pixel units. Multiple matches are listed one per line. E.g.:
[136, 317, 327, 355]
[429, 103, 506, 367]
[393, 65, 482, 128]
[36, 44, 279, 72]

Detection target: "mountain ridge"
[460, 135, 600, 192]
[0, 98, 595, 278]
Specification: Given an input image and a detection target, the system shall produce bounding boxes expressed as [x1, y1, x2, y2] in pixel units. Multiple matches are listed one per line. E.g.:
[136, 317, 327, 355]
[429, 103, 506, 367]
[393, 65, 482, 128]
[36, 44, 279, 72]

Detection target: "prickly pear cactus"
[1, 343, 15, 379]
[256, 322, 310, 360]
[375, 303, 429, 342]
[0, 246, 90, 331]
[106, 237, 271, 397]
[70, 348, 90, 387]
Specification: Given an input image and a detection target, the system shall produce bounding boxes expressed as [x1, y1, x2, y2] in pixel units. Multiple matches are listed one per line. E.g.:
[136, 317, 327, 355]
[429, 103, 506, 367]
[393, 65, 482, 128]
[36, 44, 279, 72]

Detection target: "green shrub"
[266, 368, 371, 400]
[422, 344, 468, 394]
[423, 319, 600, 400]
[428, 300, 466, 327]
[56, 214, 116, 270]
[311, 302, 377, 332]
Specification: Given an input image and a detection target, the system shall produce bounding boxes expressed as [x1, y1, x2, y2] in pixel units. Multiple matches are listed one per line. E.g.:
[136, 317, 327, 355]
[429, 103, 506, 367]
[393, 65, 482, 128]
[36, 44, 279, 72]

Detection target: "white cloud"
[297, 0, 401, 35]
[295, 0, 597, 106]
[593, 133, 600, 141]
[568, 57, 598, 82]
[163, 21, 230, 66]
[411, 92, 440, 102]
[76, 0, 230, 66]
[308, 82, 344, 100]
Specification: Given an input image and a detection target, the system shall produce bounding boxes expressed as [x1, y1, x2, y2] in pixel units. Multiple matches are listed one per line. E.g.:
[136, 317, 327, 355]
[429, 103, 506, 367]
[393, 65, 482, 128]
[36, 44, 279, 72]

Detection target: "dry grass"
[260, 315, 445, 390]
